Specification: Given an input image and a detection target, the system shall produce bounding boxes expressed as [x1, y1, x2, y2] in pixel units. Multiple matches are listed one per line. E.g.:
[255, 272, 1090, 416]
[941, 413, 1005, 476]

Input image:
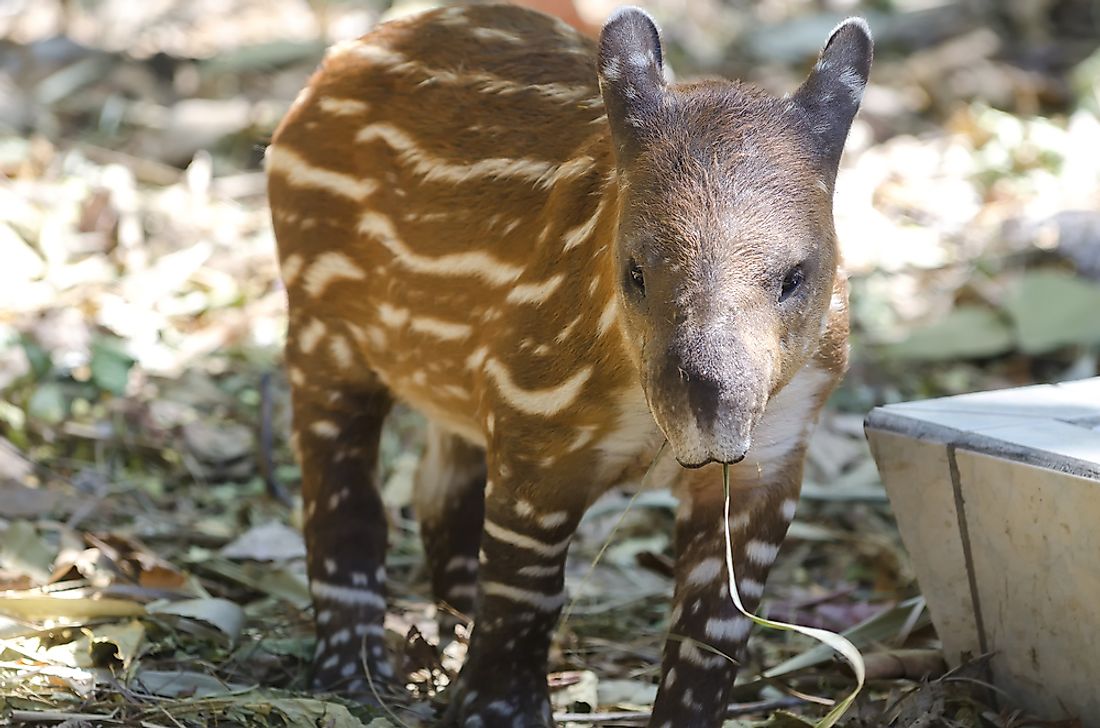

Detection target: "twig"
[552, 696, 806, 724]
[10, 710, 118, 723]
[360, 637, 413, 728]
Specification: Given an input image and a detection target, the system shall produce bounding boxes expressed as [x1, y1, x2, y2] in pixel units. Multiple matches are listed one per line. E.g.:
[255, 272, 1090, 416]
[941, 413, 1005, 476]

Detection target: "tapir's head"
[599, 8, 870, 468]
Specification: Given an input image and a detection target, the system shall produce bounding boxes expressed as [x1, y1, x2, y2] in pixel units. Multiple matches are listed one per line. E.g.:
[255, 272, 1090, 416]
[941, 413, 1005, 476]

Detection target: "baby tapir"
[267, 4, 870, 726]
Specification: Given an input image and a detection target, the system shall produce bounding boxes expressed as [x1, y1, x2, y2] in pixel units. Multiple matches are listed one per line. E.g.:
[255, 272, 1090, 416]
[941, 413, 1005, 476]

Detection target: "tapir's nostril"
[685, 372, 722, 429]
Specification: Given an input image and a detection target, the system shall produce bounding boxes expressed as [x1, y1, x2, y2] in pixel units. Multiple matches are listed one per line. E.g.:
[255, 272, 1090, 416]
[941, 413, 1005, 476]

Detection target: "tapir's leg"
[291, 341, 394, 700]
[414, 423, 487, 639]
[648, 456, 805, 728]
[442, 452, 591, 727]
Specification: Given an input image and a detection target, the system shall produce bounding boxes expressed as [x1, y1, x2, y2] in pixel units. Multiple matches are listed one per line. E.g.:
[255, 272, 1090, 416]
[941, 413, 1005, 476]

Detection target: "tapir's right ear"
[597, 7, 665, 167]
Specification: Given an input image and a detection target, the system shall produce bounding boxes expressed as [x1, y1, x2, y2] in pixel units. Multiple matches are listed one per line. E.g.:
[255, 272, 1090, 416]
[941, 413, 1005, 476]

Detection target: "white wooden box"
[865, 378, 1100, 724]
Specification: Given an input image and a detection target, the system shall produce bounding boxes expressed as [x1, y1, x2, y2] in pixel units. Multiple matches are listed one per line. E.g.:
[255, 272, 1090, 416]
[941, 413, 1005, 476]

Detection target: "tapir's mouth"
[675, 451, 747, 469]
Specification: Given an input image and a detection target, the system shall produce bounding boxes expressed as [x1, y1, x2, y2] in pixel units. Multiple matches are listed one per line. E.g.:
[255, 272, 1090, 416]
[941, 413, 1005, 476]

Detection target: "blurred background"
[1, 0, 1099, 725]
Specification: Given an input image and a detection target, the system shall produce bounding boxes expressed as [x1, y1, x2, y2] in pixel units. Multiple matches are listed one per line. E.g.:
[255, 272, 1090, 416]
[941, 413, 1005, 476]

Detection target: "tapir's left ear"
[792, 18, 873, 176]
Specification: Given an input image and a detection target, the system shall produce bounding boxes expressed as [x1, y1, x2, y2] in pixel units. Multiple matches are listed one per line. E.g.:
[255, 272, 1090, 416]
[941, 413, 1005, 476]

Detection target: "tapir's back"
[267, 4, 625, 442]
[269, 3, 610, 274]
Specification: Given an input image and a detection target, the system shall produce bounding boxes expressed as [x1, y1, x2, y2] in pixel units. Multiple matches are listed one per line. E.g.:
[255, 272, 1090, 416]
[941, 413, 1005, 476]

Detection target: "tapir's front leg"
[442, 453, 590, 728]
[649, 455, 806, 728]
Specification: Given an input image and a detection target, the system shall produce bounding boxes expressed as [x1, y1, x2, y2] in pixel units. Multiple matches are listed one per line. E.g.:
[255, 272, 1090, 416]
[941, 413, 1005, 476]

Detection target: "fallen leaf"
[1003, 269, 1100, 353]
[0, 521, 55, 582]
[220, 521, 305, 561]
[0, 593, 146, 621]
[884, 305, 1014, 361]
[131, 668, 249, 698]
[147, 597, 244, 645]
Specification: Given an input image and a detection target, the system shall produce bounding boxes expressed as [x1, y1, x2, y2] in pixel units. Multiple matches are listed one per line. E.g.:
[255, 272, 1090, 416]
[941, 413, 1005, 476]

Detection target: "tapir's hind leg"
[413, 423, 487, 639]
[288, 324, 395, 700]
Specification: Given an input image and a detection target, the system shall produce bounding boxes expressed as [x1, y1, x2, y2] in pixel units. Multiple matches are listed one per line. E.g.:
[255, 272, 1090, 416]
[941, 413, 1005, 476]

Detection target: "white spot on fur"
[360, 210, 524, 286]
[506, 274, 565, 305]
[318, 97, 370, 116]
[482, 582, 565, 611]
[739, 578, 765, 599]
[562, 198, 606, 251]
[678, 640, 728, 669]
[357, 122, 590, 188]
[311, 420, 339, 438]
[302, 252, 367, 298]
[378, 302, 410, 328]
[446, 556, 478, 573]
[538, 510, 569, 529]
[597, 296, 619, 336]
[484, 359, 592, 416]
[745, 539, 780, 566]
[781, 498, 798, 522]
[728, 510, 752, 532]
[409, 316, 472, 341]
[328, 335, 354, 370]
[266, 145, 379, 201]
[482, 520, 571, 558]
[311, 580, 385, 609]
[280, 254, 304, 284]
[556, 315, 583, 343]
[471, 27, 522, 43]
[328, 488, 349, 510]
[297, 318, 326, 354]
[686, 557, 723, 586]
[447, 584, 478, 600]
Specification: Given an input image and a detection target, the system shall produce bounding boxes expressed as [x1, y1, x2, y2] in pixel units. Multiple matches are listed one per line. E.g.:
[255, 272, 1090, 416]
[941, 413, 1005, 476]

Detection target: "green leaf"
[27, 382, 67, 423]
[0, 521, 55, 582]
[131, 668, 249, 698]
[89, 338, 135, 395]
[883, 305, 1014, 361]
[18, 335, 51, 379]
[86, 620, 145, 668]
[147, 597, 244, 645]
[1003, 269, 1100, 353]
[201, 40, 326, 73]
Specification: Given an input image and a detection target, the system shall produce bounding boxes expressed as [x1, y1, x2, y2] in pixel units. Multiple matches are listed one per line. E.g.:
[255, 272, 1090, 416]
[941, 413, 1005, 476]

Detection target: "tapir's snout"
[647, 333, 769, 471]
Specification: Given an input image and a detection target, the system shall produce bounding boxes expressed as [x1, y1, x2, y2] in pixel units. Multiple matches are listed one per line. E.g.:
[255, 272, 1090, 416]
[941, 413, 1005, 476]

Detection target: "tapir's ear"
[792, 17, 872, 177]
[597, 7, 665, 167]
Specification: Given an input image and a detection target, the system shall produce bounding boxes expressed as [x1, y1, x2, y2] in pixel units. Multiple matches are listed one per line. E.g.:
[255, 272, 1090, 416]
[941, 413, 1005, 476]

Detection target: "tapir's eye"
[626, 258, 645, 296]
[779, 265, 804, 303]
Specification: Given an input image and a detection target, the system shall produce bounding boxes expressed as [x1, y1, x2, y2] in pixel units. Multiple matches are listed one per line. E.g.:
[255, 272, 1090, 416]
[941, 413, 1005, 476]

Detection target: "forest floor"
[1, 0, 1098, 725]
